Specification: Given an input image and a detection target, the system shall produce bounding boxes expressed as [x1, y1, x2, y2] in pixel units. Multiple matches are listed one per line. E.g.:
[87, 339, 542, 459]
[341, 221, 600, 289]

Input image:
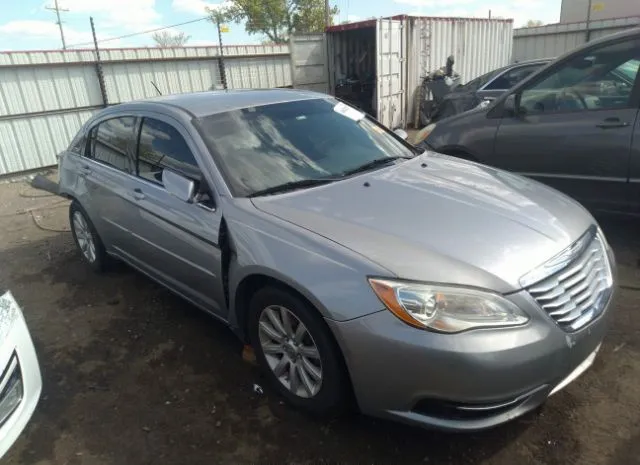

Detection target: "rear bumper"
[327, 289, 612, 432]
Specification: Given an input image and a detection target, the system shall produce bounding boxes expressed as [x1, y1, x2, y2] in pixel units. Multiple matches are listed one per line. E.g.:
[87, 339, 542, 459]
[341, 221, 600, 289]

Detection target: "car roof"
[510, 58, 553, 66]
[116, 88, 326, 118]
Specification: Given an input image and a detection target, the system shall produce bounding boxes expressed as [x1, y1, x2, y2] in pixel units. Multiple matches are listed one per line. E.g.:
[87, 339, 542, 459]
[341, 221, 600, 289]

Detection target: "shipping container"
[290, 15, 514, 129]
[513, 16, 640, 63]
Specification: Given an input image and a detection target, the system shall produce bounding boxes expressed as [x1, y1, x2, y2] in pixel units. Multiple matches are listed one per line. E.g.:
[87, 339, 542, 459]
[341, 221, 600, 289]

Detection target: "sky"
[0, 0, 563, 51]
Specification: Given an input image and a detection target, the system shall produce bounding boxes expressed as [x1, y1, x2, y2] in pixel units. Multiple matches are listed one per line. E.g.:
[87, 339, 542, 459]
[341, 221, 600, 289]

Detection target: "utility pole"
[46, 0, 68, 50]
[216, 17, 228, 90]
[325, 0, 330, 28]
[585, 0, 593, 42]
[90, 17, 108, 106]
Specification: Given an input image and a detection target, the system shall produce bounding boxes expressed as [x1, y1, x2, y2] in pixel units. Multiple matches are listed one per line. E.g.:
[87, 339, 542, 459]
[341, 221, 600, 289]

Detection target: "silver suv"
[58, 89, 616, 431]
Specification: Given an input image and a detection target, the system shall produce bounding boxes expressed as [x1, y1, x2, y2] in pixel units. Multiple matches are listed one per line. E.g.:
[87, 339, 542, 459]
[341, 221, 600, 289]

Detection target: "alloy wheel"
[258, 305, 323, 398]
[73, 211, 96, 264]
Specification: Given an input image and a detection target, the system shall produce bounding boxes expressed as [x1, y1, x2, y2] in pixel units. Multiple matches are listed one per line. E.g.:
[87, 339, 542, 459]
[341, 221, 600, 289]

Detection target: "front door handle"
[596, 117, 629, 129]
[79, 165, 92, 176]
[132, 188, 145, 201]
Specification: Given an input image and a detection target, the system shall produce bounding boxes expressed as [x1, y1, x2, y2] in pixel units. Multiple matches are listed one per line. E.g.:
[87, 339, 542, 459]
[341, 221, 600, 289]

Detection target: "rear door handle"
[596, 117, 629, 129]
[132, 188, 145, 201]
[79, 165, 92, 176]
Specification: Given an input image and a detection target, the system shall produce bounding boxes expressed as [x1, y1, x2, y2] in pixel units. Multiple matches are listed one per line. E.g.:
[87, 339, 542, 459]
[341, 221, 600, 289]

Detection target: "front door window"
[519, 39, 640, 114]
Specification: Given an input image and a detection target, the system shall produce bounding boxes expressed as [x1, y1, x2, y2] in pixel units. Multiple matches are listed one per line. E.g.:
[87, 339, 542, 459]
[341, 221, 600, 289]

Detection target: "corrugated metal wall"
[406, 17, 514, 126]
[512, 17, 640, 62]
[0, 45, 291, 176]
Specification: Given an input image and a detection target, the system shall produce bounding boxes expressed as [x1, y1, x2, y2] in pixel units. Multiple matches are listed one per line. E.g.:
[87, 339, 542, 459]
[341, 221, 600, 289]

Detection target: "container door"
[290, 33, 329, 94]
[376, 18, 405, 129]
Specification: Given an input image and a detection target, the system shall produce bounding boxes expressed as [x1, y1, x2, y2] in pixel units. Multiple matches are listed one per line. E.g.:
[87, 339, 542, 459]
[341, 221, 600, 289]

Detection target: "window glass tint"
[195, 98, 415, 197]
[138, 118, 201, 184]
[90, 117, 135, 173]
[484, 64, 543, 90]
[69, 132, 87, 155]
[520, 39, 640, 114]
[455, 68, 504, 93]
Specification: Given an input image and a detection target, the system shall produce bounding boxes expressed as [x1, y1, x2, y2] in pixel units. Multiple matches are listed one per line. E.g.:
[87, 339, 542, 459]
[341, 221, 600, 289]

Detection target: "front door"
[491, 37, 640, 213]
[126, 115, 226, 316]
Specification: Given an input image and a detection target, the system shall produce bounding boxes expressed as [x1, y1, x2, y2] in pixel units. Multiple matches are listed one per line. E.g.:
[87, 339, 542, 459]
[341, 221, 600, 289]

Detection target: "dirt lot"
[1, 176, 639, 465]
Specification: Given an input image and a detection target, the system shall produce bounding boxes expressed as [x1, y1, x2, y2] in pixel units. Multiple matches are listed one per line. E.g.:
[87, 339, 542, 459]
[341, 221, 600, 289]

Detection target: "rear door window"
[88, 116, 136, 173]
[137, 117, 201, 184]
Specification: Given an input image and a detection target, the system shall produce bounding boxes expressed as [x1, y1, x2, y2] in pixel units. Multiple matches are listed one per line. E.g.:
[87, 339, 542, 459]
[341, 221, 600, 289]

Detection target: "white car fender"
[0, 291, 42, 459]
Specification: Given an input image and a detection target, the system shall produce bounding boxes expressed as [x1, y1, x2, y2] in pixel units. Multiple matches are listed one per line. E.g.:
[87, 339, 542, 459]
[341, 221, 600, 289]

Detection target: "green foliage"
[524, 19, 544, 27]
[207, 0, 338, 44]
[151, 31, 191, 47]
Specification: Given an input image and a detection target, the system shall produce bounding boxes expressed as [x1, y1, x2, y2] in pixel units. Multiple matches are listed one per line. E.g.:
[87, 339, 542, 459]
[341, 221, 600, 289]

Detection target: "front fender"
[224, 201, 389, 330]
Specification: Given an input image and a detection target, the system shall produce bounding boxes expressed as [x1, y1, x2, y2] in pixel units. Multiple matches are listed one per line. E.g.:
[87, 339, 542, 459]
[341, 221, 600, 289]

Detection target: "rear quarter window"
[68, 132, 87, 156]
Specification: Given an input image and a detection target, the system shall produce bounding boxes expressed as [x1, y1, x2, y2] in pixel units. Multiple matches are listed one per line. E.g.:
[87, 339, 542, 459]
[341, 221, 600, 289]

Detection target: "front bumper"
[327, 288, 612, 432]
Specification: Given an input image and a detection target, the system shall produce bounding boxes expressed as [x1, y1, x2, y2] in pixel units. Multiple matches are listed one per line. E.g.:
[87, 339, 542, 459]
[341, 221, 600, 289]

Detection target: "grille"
[526, 231, 613, 332]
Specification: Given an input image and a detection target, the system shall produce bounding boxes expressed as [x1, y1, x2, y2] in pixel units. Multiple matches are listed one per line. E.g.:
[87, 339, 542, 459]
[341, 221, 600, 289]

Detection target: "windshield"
[195, 98, 414, 197]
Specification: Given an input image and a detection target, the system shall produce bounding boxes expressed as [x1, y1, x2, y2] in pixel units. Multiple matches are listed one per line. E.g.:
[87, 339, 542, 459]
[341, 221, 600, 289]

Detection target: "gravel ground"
[1, 177, 639, 465]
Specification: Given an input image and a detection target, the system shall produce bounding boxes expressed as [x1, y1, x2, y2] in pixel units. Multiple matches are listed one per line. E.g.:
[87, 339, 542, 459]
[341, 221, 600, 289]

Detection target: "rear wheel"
[69, 201, 108, 272]
[249, 286, 348, 416]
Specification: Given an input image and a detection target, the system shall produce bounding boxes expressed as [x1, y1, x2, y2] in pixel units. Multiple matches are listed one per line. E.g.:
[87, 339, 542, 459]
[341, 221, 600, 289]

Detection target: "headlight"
[368, 278, 529, 333]
[413, 123, 436, 145]
[0, 354, 23, 426]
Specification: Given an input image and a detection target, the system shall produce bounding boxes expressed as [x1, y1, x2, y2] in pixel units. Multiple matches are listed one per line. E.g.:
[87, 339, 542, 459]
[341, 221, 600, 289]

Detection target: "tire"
[69, 201, 108, 272]
[248, 286, 348, 416]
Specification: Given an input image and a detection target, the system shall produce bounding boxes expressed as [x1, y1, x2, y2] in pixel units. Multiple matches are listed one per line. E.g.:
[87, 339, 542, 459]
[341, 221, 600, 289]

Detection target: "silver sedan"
[58, 89, 615, 431]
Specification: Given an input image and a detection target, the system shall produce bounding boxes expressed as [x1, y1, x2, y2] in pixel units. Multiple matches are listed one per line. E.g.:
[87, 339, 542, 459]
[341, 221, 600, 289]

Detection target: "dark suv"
[417, 28, 640, 216]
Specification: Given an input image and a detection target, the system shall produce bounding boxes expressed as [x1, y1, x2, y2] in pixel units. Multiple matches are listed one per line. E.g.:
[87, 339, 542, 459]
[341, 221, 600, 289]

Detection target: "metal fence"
[0, 45, 292, 176]
[512, 16, 640, 62]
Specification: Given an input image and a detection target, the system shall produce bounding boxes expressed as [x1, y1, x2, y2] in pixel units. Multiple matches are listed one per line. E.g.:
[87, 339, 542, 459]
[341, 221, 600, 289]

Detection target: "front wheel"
[249, 286, 348, 416]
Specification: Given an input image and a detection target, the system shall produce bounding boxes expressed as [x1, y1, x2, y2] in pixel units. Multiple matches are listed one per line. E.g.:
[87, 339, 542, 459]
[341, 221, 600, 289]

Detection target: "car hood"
[251, 154, 593, 293]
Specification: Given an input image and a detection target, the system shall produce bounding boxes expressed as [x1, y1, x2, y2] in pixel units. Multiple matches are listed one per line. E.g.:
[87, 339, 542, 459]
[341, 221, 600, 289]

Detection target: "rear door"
[491, 37, 640, 213]
[376, 18, 405, 129]
[126, 114, 226, 316]
[290, 33, 329, 94]
[82, 115, 139, 254]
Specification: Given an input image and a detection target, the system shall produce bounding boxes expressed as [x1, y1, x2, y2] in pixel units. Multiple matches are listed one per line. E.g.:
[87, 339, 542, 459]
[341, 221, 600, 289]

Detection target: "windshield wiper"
[341, 156, 409, 177]
[247, 178, 336, 198]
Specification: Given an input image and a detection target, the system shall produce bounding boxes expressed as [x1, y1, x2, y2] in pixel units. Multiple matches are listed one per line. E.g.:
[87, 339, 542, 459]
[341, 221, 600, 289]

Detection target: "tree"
[524, 19, 544, 27]
[207, 0, 338, 45]
[152, 31, 191, 47]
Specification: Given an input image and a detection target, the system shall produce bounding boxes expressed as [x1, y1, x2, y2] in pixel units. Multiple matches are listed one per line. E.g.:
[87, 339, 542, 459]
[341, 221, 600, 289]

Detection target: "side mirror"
[393, 128, 409, 140]
[163, 169, 195, 203]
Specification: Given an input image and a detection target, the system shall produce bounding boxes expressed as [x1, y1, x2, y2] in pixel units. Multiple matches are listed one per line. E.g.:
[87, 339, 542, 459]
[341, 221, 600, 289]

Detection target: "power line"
[67, 16, 210, 48]
[45, 0, 69, 50]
